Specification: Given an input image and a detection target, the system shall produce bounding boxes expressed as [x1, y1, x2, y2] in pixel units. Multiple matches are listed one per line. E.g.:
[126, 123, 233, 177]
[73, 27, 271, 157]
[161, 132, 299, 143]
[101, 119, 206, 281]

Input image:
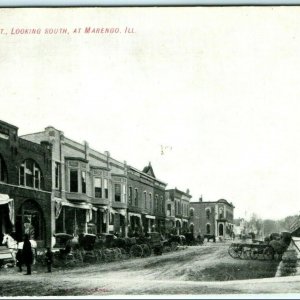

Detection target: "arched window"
[189, 208, 194, 217]
[0, 155, 8, 183]
[19, 159, 42, 189]
[206, 223, 211, 234]
[206, 208, 211, 219]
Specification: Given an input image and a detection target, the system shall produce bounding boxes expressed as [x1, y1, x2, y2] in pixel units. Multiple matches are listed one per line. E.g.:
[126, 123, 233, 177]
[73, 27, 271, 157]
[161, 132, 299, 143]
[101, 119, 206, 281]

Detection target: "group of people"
[16, 234, 53, 275]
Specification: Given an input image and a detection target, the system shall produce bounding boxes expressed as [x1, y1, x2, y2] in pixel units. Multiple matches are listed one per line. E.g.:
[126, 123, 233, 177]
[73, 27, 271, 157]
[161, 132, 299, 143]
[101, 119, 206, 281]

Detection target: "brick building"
[189, 198, 235, 239]
[22, 126, 127, 241]
[0, 120, 52, 247]
[127, 163, 167, 235]
[165, 188, 192, 235]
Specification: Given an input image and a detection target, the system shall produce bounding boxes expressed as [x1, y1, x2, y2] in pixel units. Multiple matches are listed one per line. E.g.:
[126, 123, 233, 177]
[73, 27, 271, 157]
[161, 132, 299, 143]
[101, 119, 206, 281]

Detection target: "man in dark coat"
[22, 234, 33, 275]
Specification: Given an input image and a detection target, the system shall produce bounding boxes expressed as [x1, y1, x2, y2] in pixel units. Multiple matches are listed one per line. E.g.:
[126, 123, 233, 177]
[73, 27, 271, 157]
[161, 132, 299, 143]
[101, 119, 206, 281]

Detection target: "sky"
[1, 7, 300, 220]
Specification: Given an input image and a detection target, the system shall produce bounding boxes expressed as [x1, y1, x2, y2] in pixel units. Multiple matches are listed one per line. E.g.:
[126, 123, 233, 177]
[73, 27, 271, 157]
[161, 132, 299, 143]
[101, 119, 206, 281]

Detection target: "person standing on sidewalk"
[22, 234, 33, 275]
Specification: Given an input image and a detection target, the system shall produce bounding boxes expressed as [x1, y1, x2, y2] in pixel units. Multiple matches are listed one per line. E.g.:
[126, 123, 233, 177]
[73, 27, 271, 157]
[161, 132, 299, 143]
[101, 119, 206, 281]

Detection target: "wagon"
[228, 242, 275, 260]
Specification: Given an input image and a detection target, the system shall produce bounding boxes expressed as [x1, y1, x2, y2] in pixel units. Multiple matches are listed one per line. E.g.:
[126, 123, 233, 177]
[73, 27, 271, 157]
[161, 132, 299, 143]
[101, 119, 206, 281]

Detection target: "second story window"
[114, 183, 121, 202]
[0, 155, 8, 183]
[70, 169, 78, 192]
[134, 189, 138, 206]
[123, 184, 126, 203]
[160, 196, 164, 214]
[144, 192, 147, 208]
[19, 159, 41, 189]
[149, 193, 152, 211]
[55, 162, 61, 189]
[81, 171, 86, 194]
[94, 177, 102, 198]
[128, 187, 133, 205]
[190, 208, 194, 217]
[155, 195, 158, 212]
[167, 204, 171, 217]
[104, 178, 108, 199]
[206, 208, 211, 219]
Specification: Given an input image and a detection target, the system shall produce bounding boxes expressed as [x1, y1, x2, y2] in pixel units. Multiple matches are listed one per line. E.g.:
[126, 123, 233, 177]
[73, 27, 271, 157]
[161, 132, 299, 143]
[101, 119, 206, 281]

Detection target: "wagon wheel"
[103, 249, 115, 262]
[141, 244, 152, 257]
[242, 249, 251, 260]
[95, 249, 103, 262]
[129, 244, 143, 258]
[113, 248, 123, 260]
[263, 246, 274, 260]
[171, 242, 179, 252]
[250, 247, 259, 260]
[228, 245, 241, 259]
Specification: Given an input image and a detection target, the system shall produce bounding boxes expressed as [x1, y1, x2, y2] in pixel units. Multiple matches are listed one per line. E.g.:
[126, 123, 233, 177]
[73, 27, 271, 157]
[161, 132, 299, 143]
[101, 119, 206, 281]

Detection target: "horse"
[2, 233, 37, 265]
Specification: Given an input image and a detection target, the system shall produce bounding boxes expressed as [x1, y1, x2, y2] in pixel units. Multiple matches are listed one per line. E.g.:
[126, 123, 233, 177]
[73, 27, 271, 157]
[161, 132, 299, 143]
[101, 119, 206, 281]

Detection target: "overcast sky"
[1, 7, 300, 220]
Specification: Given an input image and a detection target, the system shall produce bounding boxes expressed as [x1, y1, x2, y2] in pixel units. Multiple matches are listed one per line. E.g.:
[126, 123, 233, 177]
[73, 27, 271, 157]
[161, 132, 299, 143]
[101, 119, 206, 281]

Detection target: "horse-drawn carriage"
[228, 232, 292, 261]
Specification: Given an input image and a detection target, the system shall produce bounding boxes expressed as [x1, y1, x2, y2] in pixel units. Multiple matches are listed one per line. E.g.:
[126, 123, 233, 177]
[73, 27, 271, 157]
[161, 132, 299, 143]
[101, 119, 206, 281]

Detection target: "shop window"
[115, 183, 121, 202]
[19, 159, 41, 189]
[70, 169, 78, 192]
[94, 177, 102, 198]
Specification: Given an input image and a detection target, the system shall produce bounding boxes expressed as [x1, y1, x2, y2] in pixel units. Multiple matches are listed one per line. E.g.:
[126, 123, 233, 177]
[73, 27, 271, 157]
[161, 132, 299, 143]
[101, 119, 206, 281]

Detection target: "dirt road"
[0, 243, 296, 296]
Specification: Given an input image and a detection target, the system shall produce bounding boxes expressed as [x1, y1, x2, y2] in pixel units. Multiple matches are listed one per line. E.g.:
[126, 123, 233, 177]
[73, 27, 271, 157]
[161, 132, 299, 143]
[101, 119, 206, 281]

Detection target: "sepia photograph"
[0, 6, 300, 297]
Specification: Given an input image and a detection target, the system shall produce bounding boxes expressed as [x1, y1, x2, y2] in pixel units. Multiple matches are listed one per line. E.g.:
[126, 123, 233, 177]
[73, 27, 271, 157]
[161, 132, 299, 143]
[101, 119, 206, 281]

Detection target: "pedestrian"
[22, 234, 33, 275]
[16, 249, 23, 272]
[45, 247, 53, 273]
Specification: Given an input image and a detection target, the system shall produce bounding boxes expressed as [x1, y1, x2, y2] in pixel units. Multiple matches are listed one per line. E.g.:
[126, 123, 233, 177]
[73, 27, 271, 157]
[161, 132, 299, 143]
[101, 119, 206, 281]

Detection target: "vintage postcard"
[0, 6, 300, 297]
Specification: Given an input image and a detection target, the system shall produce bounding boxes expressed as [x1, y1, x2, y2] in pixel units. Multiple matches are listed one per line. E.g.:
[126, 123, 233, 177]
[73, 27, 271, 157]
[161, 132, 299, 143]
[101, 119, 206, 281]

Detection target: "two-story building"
[189, 198, 235, 239]
[165, 188, 192, 235]
[0, 120, 52, 247]
[127, 163, 167, 235]
[21, 126, 127, 241]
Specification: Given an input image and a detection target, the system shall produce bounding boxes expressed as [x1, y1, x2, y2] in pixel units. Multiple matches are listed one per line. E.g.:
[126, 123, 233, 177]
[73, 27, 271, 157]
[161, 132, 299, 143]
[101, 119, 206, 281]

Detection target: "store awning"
[0, 194, 13, 205]
[54, 197, 92, 210]
[115, 208, 127, 216]
[128, 212, 141, 218]
[98, 206, 108, 212]
[175, 218, 182, 224]
[145, 215, 155, 219]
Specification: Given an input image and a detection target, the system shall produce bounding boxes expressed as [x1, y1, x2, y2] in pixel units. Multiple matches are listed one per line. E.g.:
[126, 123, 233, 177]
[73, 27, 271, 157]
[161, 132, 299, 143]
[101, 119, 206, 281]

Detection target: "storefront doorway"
[15, 200, 45, 244]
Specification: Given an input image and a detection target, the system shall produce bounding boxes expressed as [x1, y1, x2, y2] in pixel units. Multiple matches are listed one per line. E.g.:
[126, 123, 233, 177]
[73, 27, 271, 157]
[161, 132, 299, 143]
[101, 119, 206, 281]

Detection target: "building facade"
[0, 120, 52, 247]
[0, 121, 238, 246]
[22, 126, 127, 243]
[127, 163, 167, 236]
[189, 198, 235, 239]
[165, 188, 192, 235]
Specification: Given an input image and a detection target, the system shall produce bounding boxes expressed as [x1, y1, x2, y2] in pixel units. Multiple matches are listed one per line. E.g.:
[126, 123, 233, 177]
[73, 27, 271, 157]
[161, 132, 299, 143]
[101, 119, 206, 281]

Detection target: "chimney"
[199, 195, 203, 202]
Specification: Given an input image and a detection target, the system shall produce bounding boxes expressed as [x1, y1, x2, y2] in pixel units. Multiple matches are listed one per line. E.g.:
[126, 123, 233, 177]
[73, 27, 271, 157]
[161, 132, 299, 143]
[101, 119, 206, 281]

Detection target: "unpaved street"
[0, 243, 298, 296]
